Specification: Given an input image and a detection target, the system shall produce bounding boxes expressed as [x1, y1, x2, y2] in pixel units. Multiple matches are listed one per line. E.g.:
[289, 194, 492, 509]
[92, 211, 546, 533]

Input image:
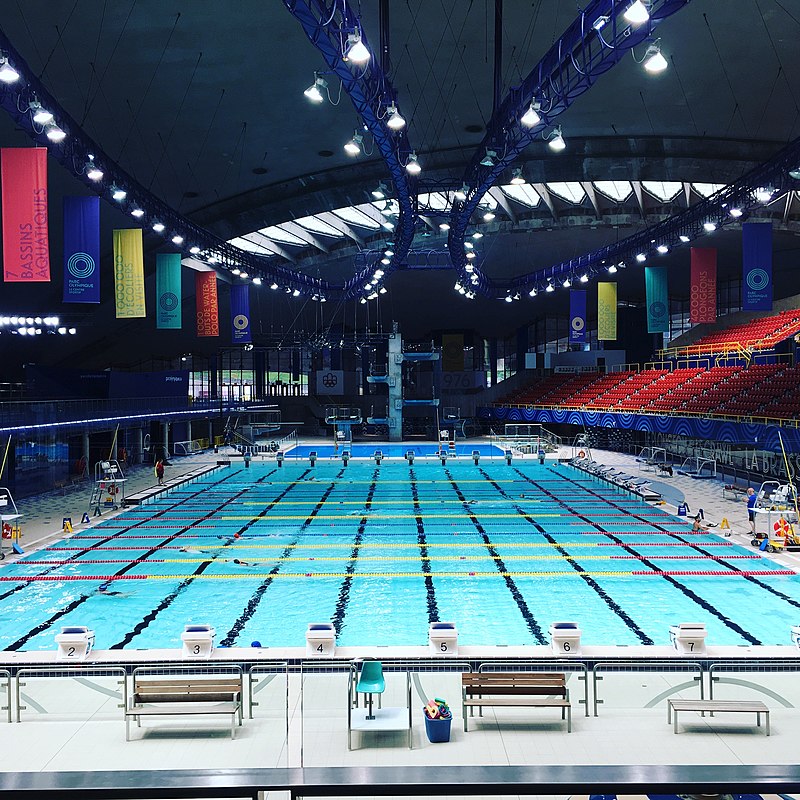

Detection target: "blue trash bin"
[424, 714, 452, 743]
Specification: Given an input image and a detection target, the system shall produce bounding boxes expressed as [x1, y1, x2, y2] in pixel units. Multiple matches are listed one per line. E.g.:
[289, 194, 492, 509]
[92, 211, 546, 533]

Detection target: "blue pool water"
[1, 458, 799, 651]
[286, 444, 504, 458]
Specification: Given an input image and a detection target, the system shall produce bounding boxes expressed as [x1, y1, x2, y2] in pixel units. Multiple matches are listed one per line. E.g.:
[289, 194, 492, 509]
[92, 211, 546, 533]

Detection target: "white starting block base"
[306, 622, 336, 657]
[549, 622, 582, 656]
[55, 627, 95, 661]
[181, 624, 216, 658]
[669, 623, 708, 656]
[429, 622, 458, 656]
[791, 625, 800, 649]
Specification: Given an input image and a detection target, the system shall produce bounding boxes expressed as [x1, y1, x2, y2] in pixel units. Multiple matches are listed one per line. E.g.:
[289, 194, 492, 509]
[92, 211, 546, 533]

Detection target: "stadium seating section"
[674, 309, 800, 355]
[500, 362, 800, 420]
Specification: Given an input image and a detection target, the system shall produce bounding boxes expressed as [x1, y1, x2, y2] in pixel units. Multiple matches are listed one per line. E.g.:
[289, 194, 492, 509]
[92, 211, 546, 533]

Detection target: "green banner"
[156, 253, 182, 329]
[645, 266, 669, 333]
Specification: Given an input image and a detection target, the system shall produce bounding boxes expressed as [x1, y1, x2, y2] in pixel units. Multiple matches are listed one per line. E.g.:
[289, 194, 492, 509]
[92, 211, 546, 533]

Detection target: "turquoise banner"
[156, 253, 182, 329]
[645, 266, 669, 333]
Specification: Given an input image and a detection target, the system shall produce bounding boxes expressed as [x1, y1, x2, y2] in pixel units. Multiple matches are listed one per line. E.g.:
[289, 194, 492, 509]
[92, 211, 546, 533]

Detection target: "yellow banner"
[113, 228, 146, 318]
[441, 333, 464, 372]
[597, 282, 617, 341]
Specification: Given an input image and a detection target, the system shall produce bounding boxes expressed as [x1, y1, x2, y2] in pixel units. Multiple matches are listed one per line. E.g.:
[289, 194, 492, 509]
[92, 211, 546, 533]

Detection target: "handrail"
[0, 764, 799, 798]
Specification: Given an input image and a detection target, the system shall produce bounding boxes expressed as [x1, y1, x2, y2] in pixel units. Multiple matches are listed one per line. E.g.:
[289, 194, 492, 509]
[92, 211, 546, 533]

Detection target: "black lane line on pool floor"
[5, 467, 255, 650]
[554, 467, 800, 616]
[222, 469, 344, 646]
[116, 468, 308, 649]
[479, 468, 653, 645]
[330, 469, 380, 638]
[443, 468, 547, 644]
[536, 467, 762, 645]
[409, 467, 440, 624]
[0, 467, 245, 603]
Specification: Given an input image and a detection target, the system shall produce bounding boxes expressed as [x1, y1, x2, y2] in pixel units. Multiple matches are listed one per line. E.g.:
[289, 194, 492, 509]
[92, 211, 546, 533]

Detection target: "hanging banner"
[62, 196, 100, 303]
[156, 253, 182, 329]
[644, 266, 669, 333]
[442, 333, 464, 371]
[112, 228, 145, 318]
[195, 271, 219, 337]
[690, 248, 717, 323]
[230, 283, 252, 344]
[742, 222, 773, 311]
[597, 282, 617, 341]
[569, 290, 587, 343]
[315, 369, 344, 395]
[1, 147, 50, 282]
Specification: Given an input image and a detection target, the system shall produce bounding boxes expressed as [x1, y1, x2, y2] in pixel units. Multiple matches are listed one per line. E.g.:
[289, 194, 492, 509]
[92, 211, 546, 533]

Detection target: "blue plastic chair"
[354, 659, 385, 720]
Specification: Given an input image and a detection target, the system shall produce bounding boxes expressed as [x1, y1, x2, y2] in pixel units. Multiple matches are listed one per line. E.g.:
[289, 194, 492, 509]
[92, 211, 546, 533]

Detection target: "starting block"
[791, 625, 800, 649]
[62, 517, 73, 533]
[429, 621, 458, 655]
[180, 624, 216, 658]
[669, 622, 707, 655]
[305, 622, 336, 657]
[549, 621, 582, 656]
[55, 626, 95, 661]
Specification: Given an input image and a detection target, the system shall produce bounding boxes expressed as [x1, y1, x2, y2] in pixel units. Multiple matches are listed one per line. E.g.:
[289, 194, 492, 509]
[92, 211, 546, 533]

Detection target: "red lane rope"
[633, 570, 795, 576]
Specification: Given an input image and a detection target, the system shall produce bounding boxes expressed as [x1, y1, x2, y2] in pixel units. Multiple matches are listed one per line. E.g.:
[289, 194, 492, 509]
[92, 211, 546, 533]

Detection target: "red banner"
[1, 148, 50, 282]
[195, 271, 219, 337]
[690, 247, 716, 324]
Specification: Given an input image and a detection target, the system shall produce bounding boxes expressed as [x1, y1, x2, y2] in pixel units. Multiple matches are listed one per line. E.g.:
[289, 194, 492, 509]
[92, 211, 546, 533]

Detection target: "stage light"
[504, 295, 513, 303]
[529, 287, 538, 296]
[69, 328, 77, 335]
[483, 211, 495, 222]
[546, 283, 554, 292]
[405, 152, 421, 175]
[563, 278, 571, 288]
[0, 56, 19, 84]
[643, 41, 668, 73]
[580, 274, 589, 283]
[464, 241, 474, 249]
[472, 231, 483, 239]
[592, 15, 610, 31]
[131, 208, 144, 218]
[656, 244, 669, 254]
[480, 149, 497, 167]
[381, 257, 391, 265]
[729, 208, 743, 218]
[510, 168, 525, 185]
[466, 251, 476, 259]
[385, 103, 406, 130]
[624, 0, 650, 26]
[239, 271, 248, 279]
[303, 73, 327, 103]
[292, 289, 300, 297]
[454, 183, 469, 201]
[636, 253, 646, 262]
[29, 100, 53, 125]
[270, 283, 279, 290]
[232, 268, 241, 276]
[344, 132, 363, 156]
[679, 234, 691, 243]
[520, 101, 541, 128]
[754, 186, 773, 203]
[384, 249, 394, 256]
[439, 222, 450, 231]
[345, 32, 370, 64]
[189, 245, 201, 254]
[85, 155, 103, 181]
[252, 277, 262, 286]
[152, 222, 165, 233]
[372, 182, 388, 200]
[703, 221, 717, 232]
[607, 265, 618, 273]
[547, 126, 566, 151]
[111, 185, 126, 201]
[44, 123, 66, 142]
[172, 235, 184, 245]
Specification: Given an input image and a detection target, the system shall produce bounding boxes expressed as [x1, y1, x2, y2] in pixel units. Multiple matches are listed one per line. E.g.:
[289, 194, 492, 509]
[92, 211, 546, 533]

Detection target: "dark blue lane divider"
[410, 466, 440, 624]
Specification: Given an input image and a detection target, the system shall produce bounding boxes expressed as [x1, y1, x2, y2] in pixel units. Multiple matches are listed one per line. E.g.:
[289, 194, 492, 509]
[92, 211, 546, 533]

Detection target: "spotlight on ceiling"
[636, 253, 646, 263]
[253, 276, 262, 285]
[607, 264, 618, 273]
[546, 283, 554, 292]
[111, 185, 127, 201]
[439, 222, 450, 231]
[454, 183, 469, 201]
[405, 152, 421, 175]
[679, 234, 691, 243]
[172, 235, 184, 245]
[754, 186, 774, 203]
[656, 244, 669, 254]
[483, 211, 495, 222]
[504, 295, 513, 303]
[189, 246, 201, 254]
[510, 167, 526, 185]
[131, 208, 145, 218]
[344, 132, 363, 156]
[547, 126, 566, 152]
[703, 221, 717, 232]
[85, 155, 103, 181]
[385, 103, 406, 130]
[44, 122, 66, 142]
[292, 289, 300, 297]
[563, 278, 572, 288]
[520, 101, 541, 128]
[0, 55, 20, 84]
[303, 73, 327, 103]
[472, 231, 483, 239]
[643, 40, 668, 73]
[152, 222, 165, 233]
[371, 182, 388, 200]
[480, 149, 497, 167]
[529, 287, 538, 297]
[270, 282, 279, 290]
[580, 274, 589, 283]
[729, 207, 743, 218]
[29, 100, 53, 125]
[790, 167, 800, 180]
[345, 31, 370, 64]
[592, 15, 610, 31]
[624, 0, 650, 26]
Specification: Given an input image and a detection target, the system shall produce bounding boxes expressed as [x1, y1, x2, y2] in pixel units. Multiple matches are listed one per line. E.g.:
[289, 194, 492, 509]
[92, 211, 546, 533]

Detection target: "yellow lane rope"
[160, 554, 629, 563]
[240, 499, 540, 506]
[143, 571, 641, 579]
[166, 542, 603, 550]
[220, 513, 565, 520]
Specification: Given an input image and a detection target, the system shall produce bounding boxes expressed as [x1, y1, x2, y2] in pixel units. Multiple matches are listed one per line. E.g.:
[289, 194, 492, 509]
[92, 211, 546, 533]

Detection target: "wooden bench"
[667, 699, 769, 735]
[125, 675, 243, 740]
[461, 672, 571, 732]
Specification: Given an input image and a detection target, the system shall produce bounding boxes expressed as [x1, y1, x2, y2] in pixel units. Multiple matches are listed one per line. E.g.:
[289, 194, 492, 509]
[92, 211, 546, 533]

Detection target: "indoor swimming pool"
[1, 457, 799, 651]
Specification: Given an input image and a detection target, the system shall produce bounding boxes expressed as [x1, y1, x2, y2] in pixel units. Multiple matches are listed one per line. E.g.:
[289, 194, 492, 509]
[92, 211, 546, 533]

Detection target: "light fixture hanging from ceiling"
[345, 31, 370, 64]
[454, 183, 469, 201]
[480, 149, 497, 167]
[85, 155, 103, 181]
[385, 103, 406, 130]
[510, 167, 526, 185]
[371, 182, 388, 200]
[546, 126, 566, 152]
[642, 40, 668, 73]
[44, 122, 66, 142]
[344, 131, 363, 156]
[111, 185, 126, 201]
[520, 101, 541, 128]
[28, 99, 53, 125]
[405, 152, 421, 175]
[623, 0, 650, 26]
[0, 55, 19, 84]
[303, 73, 328, 103]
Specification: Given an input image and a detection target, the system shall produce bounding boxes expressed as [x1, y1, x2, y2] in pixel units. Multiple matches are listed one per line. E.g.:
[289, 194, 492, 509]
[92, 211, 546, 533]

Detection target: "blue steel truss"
[447, 0, 692, 295]
[283, 0, 417, 300]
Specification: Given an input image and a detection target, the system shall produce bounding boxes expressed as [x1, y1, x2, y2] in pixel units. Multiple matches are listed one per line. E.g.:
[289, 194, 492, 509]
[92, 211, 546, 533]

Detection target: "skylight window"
[294, 215, 344, 237]
[547, 182, 585, 203]
[594, 180, 632, 202]
[641, 181, 683, 202]
[501, 184, 541, 207]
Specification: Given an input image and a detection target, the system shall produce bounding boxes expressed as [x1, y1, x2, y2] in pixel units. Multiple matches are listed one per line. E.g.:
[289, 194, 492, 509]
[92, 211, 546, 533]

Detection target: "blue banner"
[230, 283, 252, 344]
[645, 266, 669, 333]
[156, 253, 182, 329]
[742, 222, 773, 311]
[62, 196, 100, 303]
[569, 290, 587, 343]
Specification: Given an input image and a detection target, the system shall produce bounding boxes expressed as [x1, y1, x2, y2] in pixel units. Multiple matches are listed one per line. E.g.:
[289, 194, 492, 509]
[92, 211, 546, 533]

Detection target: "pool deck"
[2, 441, 800, 788]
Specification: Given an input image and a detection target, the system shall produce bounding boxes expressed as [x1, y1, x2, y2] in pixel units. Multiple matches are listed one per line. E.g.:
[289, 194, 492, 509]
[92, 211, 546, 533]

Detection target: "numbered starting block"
[669, 622, 707, 655]
[55, 626, 95, 661]
[791, 625, 800, 650]
[276, 451, 284, 467]
[374, 450, 383, 465]
[342, 450, 350, 466]
[405, 450, 415, 465]
[549, 621, 582, 656]
[472, 450, 480, 466]
[309, 451, 317, 467]
[505, 449, 513, 465]
[180, 624, 216, 658]
[305, 622, 336, 657]
[429, 621, 458, 655]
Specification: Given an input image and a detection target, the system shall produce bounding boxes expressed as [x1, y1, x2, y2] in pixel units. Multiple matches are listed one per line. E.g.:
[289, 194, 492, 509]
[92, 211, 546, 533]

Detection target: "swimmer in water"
[179, 547, 206, 555]
[97, 582, 132, 597]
